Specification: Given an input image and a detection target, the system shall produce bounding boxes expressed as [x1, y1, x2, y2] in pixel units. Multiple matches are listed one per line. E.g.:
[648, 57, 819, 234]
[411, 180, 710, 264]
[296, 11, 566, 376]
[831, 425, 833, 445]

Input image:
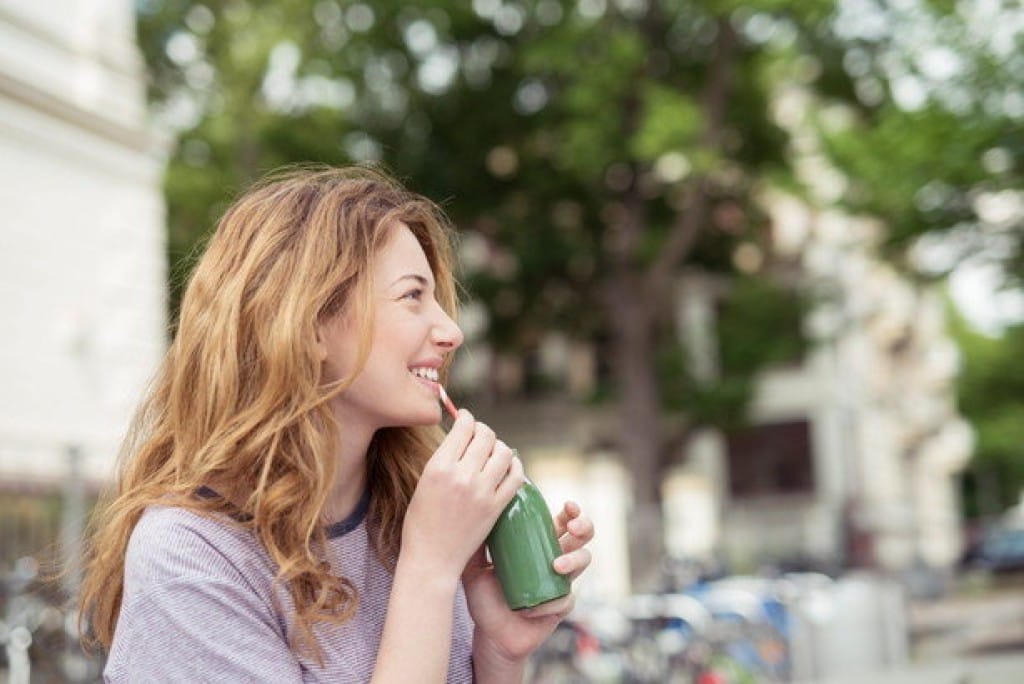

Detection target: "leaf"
[630, 84, 703, 161]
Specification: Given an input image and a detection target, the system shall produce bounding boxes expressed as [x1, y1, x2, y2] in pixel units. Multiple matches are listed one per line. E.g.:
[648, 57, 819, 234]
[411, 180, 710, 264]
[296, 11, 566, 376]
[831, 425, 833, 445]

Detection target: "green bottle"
[486, 475, 571, 610]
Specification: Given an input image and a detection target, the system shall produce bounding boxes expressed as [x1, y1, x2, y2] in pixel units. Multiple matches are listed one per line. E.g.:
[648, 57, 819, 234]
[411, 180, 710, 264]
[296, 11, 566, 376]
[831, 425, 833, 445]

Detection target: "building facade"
[0, 0, 166, 561]
[666, 205, 972, 576]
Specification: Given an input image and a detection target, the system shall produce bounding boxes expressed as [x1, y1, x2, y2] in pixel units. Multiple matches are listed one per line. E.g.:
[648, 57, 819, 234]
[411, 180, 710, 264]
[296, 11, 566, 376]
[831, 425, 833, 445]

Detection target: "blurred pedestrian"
[76, 166, 594, 682]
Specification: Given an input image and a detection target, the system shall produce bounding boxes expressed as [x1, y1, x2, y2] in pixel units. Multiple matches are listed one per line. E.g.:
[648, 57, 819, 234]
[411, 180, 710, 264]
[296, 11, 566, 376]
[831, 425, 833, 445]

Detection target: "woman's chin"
[388, 406, 443, 428]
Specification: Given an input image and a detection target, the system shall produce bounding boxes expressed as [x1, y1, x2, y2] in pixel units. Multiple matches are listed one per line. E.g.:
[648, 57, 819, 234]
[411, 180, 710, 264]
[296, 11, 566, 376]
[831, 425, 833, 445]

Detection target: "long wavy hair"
[78, 165, 459, 661]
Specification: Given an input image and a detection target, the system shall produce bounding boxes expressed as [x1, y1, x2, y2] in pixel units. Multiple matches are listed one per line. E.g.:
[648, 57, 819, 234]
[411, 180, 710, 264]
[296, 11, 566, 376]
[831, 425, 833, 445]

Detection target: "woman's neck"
[322, 422, 374, 523]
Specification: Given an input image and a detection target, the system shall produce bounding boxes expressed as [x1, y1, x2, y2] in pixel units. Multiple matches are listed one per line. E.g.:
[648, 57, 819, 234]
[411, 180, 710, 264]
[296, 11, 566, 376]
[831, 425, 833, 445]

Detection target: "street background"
[2, 0, 1023, 681]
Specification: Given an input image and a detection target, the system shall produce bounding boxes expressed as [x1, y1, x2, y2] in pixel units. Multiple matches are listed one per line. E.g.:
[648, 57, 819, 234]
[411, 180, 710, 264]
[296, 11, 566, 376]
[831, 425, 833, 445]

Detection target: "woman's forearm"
[371, 553, 460, 683]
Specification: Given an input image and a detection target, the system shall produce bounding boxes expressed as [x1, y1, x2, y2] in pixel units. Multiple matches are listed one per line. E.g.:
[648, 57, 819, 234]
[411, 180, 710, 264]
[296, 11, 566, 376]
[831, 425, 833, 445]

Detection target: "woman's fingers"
[432, 409, 476, 465]
[552, 502, 594, 553]
[553, 505, 593, 579]
[558, 513, 594, 553]
[553, 500, 581, 537]
[553, 547, 592, 581]
[495, 452, 525, 502]
[459, 420, 496, 472]
[518, 592, 576, 620]
[480, 440, 514, 485]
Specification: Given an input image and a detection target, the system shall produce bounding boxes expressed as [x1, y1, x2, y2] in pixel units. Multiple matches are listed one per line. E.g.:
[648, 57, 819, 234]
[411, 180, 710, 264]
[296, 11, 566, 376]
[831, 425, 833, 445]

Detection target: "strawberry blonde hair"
[78, 165, 459, 660]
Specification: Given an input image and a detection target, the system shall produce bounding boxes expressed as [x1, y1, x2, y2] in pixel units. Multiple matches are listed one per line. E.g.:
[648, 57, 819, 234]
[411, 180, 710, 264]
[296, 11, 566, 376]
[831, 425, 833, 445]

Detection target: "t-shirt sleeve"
[104, 508, 304, 683]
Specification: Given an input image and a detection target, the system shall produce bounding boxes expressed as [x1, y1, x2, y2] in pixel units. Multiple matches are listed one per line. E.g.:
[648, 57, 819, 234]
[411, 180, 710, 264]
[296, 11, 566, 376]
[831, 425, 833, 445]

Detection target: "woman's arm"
[370, 552, 461, 682]
[372, 410, 524, 682]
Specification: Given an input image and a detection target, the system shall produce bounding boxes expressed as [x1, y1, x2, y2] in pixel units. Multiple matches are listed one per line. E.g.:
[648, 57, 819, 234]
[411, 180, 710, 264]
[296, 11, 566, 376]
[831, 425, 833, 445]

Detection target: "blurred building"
[709, 85, 976, 576]
[0, 0, 166, 564]
[667, 203, 972, 577]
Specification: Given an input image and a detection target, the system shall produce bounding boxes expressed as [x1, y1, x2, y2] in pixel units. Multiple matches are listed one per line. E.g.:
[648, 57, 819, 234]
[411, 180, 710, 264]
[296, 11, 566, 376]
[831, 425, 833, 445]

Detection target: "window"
[725, 419, 814, 498]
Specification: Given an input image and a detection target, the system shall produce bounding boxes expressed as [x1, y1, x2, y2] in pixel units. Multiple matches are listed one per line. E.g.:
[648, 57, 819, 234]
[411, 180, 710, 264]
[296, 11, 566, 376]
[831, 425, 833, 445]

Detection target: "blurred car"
[960, 525, 1024, 574]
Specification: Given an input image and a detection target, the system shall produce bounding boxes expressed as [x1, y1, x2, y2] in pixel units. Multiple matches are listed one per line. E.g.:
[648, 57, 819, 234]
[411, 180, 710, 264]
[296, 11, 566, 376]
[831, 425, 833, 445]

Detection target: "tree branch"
[648, 16, 739, 293]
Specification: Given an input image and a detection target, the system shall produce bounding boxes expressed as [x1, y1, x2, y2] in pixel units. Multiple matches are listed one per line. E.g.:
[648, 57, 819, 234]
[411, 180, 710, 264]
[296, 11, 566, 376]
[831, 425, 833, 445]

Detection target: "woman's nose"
[433, 307, 464, 351]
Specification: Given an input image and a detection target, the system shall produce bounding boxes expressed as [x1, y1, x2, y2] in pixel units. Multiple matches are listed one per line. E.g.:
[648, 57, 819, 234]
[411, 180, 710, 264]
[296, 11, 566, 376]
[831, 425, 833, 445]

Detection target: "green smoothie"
[486, 477, 571, 610]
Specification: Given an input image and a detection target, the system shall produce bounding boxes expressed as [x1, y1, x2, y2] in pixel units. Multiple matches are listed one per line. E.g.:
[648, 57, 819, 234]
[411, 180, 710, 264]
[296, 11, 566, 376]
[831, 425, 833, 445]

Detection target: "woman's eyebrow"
[390, 273, 431, 287]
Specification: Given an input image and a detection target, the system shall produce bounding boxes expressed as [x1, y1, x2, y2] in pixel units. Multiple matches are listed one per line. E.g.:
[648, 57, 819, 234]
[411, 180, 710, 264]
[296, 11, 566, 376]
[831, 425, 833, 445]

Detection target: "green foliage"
[631, 85, 703, 162]
[802, 0, 1024, 279]
[545, 27, 648, 181]
[135, 0, 842, 461]
[951, 309, 1024, 517]
[719, 277, 806, 371]
[820, 104, 1005, 255]
[659, 278, 807, 429]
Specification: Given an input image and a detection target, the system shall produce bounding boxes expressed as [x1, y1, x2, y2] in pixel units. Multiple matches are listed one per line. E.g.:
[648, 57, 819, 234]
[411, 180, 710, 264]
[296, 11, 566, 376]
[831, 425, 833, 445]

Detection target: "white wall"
[529, 450, 633, 603]
[0, 0, 167, 485]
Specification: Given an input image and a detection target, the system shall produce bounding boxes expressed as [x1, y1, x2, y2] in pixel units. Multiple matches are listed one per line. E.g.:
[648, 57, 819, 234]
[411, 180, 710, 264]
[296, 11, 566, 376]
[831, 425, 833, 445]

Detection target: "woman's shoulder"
[131, 501, 255, 550]
[126, 503, 271, 587]
[109, 506, 299, 681]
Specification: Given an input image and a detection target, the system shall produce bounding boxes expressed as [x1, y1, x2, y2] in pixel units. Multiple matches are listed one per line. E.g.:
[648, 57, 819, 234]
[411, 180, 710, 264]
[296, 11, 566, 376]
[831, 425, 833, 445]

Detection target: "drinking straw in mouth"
[437, 385, 459, 421]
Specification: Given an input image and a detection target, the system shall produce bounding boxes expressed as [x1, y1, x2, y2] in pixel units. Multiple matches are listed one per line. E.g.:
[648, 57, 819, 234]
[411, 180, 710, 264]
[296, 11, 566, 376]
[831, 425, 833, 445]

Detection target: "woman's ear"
[313, 323, 329, 363]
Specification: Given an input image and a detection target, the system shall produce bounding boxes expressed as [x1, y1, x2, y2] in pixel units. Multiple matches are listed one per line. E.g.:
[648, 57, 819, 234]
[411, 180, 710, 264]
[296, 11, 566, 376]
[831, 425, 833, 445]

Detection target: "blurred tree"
[803, 0, 1023, 286]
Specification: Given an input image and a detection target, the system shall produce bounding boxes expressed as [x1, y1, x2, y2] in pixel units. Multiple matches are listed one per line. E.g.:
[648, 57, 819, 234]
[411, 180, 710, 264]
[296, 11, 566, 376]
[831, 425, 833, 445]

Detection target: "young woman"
[78, 166, 594, 682]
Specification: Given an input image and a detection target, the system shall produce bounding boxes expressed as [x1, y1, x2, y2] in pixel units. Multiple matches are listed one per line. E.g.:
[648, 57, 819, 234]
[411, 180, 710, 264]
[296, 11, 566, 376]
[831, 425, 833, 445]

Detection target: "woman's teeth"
[411, 367, 439, 382]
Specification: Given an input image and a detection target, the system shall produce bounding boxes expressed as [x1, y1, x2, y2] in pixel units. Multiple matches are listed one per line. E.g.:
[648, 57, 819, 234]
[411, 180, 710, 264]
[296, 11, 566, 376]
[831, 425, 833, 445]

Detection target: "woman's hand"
[400, 410, 524, 581]
[378, 413, 523, 684]
[463, 500, 594, 671]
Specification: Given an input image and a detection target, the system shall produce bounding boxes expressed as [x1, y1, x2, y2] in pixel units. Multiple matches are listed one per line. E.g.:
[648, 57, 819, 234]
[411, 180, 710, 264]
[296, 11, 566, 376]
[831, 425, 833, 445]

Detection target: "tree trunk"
[605, 271, 667, 591]
[601, 12, 739, 593]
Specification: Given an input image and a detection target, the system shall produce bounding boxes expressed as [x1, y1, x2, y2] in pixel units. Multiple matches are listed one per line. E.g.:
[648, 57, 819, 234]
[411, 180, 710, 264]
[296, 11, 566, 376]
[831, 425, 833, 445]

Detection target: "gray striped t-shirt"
[105, 492, 475, 682]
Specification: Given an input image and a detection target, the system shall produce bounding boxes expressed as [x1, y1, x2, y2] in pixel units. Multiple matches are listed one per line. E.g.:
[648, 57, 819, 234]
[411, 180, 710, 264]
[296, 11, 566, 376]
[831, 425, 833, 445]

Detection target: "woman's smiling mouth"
[410, 366, 440, 384]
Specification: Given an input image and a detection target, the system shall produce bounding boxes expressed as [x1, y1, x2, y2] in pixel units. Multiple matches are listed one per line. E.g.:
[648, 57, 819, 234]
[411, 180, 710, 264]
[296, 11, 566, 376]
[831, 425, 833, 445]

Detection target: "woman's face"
[318, 223, 464, 430]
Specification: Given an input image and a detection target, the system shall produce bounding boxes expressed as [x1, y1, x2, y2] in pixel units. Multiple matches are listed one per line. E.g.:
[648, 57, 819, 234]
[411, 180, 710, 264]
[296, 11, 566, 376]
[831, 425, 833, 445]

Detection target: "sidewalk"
[831, 583, 1024, 684]
[797, 651, 1024, 684]
[908, 583, 1024, 660]
[796, 581, 1024, 684]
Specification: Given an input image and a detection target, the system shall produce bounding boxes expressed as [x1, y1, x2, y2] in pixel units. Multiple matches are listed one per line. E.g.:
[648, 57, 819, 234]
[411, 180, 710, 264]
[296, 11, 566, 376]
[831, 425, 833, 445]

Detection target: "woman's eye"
[401, 288, 424, 302]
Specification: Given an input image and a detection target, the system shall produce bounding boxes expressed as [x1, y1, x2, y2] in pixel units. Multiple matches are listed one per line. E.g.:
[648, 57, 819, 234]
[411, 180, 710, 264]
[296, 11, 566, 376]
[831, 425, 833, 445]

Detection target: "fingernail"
[554, 557, 569, 573]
